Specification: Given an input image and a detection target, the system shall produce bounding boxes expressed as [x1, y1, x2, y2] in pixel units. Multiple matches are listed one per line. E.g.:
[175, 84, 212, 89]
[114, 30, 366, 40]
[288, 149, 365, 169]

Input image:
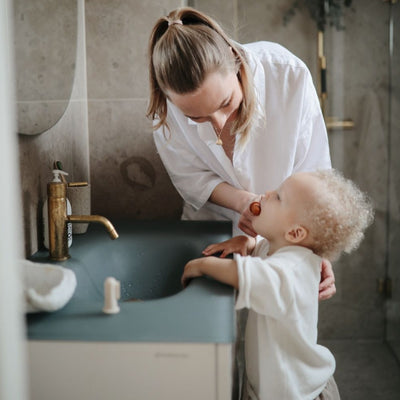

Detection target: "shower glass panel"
[387, 2, 400, 360]
[325, 0, 399, 360]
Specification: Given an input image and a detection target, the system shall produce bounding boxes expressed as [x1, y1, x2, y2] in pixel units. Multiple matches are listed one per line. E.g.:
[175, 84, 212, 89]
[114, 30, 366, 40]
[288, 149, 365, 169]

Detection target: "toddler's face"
[250, 173, 317, 241]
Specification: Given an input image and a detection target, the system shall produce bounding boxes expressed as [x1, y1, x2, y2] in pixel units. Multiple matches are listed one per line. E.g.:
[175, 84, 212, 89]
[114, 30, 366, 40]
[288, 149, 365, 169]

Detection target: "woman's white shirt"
[153, 41, 331, 235]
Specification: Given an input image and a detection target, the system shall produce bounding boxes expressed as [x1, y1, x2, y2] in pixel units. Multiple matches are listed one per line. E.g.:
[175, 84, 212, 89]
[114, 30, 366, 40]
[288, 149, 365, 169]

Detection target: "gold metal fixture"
[68, 215, 119, 238]
[68, 181, 89, 187]
[325, 116, 355, 131]
[317, 30, 355, 131]
[47, 180, 118, 261]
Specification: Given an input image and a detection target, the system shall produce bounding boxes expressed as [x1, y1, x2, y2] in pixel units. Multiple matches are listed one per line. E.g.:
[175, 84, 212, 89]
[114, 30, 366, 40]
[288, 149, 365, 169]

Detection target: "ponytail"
[147, 7, 257, 144]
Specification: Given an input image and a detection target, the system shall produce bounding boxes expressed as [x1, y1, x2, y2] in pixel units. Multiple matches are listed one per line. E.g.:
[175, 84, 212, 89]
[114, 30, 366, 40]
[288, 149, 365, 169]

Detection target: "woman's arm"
[153, 112, 225, 211]
[209, 182, 258, 236]
[209, 182, 253, 212]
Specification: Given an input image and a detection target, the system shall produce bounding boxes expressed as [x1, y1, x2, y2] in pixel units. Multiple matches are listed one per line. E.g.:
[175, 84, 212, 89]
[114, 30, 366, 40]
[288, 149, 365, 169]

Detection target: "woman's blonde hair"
[147, 7, 257, 143]
[302, 169, 374, 261]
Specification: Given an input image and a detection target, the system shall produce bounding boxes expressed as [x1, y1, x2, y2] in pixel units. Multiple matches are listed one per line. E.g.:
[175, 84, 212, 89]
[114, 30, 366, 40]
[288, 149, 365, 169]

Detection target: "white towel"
[22, 259, 77, 313]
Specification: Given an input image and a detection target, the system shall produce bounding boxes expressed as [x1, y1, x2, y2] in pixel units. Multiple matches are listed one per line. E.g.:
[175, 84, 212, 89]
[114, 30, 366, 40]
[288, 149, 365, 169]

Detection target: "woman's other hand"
[319, 259, 336, 300]
[239, 205, 258, 237]
[209, 183, 258, 236]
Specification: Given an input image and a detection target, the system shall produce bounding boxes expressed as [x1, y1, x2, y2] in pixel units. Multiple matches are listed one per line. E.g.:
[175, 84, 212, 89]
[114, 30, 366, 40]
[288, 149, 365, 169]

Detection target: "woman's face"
[166, 71, 243, 132]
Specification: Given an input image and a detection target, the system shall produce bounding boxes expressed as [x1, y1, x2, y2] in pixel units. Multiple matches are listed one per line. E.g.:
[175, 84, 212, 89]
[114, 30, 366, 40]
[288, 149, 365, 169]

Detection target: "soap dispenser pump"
[43, 169, 72, 249]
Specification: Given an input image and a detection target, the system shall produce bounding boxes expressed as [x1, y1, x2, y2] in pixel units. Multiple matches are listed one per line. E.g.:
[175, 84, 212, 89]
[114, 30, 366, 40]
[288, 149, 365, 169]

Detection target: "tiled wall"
[85, 0, 183, 221]
[17, 0, 399, 343]
[17, 0, 184, 256]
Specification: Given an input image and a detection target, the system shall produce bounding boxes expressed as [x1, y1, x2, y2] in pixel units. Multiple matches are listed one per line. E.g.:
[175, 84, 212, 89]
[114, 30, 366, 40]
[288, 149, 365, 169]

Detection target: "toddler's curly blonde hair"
[302, 169, 374, 261]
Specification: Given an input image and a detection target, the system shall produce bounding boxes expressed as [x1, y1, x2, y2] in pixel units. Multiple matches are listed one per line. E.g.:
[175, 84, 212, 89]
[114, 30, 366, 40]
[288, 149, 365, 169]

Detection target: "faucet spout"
[68, 215, 119, 240]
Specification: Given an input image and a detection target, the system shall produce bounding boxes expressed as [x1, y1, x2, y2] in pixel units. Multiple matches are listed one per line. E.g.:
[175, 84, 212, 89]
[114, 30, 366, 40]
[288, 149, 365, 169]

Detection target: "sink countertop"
[27, 220, 236, 344]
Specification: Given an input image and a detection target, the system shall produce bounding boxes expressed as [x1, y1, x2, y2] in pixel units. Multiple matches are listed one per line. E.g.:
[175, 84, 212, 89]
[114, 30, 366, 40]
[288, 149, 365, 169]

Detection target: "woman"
[147, 7, 335, 299]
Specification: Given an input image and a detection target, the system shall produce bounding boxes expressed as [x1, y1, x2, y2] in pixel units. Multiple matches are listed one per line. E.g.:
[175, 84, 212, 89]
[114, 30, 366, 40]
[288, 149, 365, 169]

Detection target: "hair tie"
[168, 19, 183, 27]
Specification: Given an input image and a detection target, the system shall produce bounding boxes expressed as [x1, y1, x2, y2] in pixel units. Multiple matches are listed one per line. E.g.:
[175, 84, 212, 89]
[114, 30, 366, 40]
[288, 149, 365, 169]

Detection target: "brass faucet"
[47, 180, 118, 261]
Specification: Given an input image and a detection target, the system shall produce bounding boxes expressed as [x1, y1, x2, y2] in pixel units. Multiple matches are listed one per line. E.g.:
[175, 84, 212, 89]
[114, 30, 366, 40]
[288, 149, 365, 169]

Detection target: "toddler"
[181, 169, 374, 400]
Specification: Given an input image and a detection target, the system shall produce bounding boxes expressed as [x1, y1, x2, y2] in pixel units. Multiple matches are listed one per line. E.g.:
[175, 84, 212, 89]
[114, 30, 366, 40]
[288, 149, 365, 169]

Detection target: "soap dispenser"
[43, 170, 72, 249]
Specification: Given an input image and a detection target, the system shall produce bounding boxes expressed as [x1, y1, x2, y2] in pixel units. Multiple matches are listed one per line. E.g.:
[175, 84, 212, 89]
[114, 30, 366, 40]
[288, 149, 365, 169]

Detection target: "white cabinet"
[28, 341, 232, 400]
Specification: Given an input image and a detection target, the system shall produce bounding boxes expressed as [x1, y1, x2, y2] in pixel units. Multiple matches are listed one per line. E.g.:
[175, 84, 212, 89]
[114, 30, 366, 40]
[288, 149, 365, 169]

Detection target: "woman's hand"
[209, 183, 258, 236]
[319, 259, 336, 300]
[238, 206, 258, 237]
[202, 235, 256, 258]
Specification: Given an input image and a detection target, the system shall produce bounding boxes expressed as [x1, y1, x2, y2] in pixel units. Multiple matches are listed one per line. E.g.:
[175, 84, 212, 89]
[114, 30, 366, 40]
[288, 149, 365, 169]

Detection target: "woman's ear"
[285, 225, 308, 244]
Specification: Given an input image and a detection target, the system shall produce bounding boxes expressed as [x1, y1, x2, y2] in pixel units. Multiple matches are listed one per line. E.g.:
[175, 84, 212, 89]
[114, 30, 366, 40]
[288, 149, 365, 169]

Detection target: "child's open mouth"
[249, 201, 261, 216]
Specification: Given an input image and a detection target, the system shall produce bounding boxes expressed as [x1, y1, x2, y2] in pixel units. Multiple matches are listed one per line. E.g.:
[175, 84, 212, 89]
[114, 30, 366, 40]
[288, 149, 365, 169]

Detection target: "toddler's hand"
[181, 258, 206, 288]
[202, 236, 255, 257]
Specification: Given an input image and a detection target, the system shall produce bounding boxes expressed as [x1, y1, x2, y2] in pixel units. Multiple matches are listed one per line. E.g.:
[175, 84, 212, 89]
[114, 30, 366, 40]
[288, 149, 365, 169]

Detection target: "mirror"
[14, 0, 77, 135]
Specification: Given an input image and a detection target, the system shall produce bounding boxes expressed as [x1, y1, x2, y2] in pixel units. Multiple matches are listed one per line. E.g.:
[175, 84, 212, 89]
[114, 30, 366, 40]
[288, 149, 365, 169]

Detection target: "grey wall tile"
[88, 99, 182, 219]
[85, 0, 183, 99]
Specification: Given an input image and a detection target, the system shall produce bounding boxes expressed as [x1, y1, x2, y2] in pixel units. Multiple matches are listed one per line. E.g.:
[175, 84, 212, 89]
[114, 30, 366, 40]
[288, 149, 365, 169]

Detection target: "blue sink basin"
[27, 220, 235, 344]
[71, 221, 221, 301]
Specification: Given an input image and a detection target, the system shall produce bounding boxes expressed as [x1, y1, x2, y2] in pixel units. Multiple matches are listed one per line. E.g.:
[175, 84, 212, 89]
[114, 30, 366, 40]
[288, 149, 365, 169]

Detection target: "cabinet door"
[29, 341, 220, 400]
